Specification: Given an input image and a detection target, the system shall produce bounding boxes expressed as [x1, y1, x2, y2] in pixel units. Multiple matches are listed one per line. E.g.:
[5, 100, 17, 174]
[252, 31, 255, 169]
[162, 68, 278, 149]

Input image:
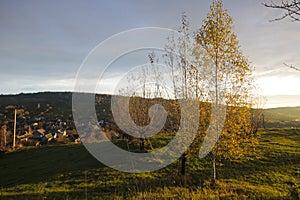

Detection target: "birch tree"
[196, 0, 258, 186]
[163, 13, 197, 186]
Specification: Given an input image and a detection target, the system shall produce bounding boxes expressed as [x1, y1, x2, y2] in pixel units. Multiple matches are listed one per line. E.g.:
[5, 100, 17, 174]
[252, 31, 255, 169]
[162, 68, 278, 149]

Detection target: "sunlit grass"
[0, 128, 299, 199]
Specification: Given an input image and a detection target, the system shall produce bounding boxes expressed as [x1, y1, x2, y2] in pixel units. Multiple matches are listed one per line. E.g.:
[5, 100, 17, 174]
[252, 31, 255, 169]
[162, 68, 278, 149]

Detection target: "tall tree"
[264, 0, 300, 21]
[114, 52, 166, 152]
[196, 0, 258, 186]
[164, 13, 197, 186]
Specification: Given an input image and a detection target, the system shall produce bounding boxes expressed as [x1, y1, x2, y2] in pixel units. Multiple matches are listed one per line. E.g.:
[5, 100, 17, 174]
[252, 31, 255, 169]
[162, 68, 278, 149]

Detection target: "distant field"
[0, 128, 299, 199]
[263, 107, 300, 128]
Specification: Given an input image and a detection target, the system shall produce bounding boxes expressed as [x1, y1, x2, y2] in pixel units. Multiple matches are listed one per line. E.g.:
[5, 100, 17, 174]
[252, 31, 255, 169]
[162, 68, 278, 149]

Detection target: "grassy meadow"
[0, 128, 299, 199]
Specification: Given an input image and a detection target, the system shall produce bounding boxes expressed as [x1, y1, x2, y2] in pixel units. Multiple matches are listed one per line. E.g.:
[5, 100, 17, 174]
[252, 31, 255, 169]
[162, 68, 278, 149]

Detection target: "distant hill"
[0, 92, 299, 128]
[263, 107, 300, 121]
[262, 107, 300, 128]
[0, 92, 112, 120]
[0, 92, 72, 117]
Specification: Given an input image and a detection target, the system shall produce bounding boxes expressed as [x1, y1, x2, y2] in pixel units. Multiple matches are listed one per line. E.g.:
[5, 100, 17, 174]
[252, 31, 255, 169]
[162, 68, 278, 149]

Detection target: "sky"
[0, 0, 299, 108]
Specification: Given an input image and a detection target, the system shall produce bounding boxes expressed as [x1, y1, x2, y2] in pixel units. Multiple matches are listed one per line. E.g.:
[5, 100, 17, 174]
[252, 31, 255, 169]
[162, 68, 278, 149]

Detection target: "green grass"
[0, 129, 299, 199]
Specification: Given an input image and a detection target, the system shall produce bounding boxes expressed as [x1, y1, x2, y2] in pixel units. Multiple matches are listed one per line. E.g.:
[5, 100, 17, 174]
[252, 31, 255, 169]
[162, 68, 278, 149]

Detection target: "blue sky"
[0, 0, 299, 108]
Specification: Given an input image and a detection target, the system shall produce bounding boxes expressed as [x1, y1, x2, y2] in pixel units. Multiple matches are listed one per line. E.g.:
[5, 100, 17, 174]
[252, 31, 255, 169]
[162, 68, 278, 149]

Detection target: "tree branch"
[264, 0, 300, 21]
[284, 63, 300, 71]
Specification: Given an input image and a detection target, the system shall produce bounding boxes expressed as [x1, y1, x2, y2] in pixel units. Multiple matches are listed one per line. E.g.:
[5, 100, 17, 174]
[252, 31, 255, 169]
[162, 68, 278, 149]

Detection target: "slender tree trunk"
[180, 152, 187, 187]
[181, 153, 187, 175]
[211, 153, 216, 187]
[13, 109, 17, 149]
[140, 137, 145, 150]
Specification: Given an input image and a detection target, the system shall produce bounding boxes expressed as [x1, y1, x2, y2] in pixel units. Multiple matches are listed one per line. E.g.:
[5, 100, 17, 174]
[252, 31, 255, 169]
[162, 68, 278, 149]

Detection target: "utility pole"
[13, 109, 17, 149]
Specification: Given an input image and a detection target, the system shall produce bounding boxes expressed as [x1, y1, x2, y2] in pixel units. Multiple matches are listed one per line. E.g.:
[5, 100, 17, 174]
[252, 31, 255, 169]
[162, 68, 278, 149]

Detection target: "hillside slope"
[0, 92, 299, 128]
[263, 107, 300, 128]
[0, 129, 299, 199]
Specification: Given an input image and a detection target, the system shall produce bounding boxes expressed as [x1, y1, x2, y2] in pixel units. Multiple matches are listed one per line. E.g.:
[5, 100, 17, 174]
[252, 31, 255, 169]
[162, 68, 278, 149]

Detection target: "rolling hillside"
[263, 107, 300, 128]
[0, 129, 299, 199]
[0, 92, 299, 128]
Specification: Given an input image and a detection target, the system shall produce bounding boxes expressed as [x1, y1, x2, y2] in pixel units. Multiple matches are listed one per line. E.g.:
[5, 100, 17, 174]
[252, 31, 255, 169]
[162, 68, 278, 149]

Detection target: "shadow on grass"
[0, 144, 102, 187]
[0, 129, 299, 199]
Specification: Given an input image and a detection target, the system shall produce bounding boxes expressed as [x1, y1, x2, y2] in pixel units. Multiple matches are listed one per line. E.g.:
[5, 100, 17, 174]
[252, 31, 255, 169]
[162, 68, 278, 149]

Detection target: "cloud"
[256, 75, 300, 96]
[0, 0, 299, 109]
[265, 95, 300, 108]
